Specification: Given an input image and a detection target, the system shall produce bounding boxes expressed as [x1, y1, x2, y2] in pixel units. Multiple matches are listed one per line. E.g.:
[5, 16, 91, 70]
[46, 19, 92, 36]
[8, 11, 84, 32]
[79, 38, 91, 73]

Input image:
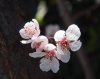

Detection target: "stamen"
[59, 37, 69, 49]
[35, 42, 42, 48]
[45, 50, 55, 59]
[24, 27, 36, 37]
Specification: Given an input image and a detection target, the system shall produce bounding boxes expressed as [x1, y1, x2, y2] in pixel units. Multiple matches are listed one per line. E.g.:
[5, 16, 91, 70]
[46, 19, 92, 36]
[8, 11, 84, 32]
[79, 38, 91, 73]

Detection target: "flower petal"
[31, 36, 48, 49]
[37, 36, 48, 49]
[20, 39, 32, 44]
[36, 48, 43, 52]
[70, 40, 82, 51]
[44, 44, 56, 51]
[31, 40, 36, 49]
[32, 19, 40, 37]
[54, 30, 65, 41]
[19, 29, 30, 39]
[32, 19, 39, 28]
[29, 52, 46, 58]
[66, 24, 81, 41]
[50, 58, 59, 73]
[40, 58, 50, 72]
[56, 45, 70, 63]
[24, 20, 40, 39]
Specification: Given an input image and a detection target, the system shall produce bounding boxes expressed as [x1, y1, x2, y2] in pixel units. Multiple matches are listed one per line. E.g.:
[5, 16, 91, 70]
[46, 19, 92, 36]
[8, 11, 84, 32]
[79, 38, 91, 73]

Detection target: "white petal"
[40, 58, 48, 63]
[20, 39, 32, 44]
[54, 30, 65, 41]
[36, 48, 43, 52]
[32, 19, 39, 28]
[31, 40, 36, 49]
[29, 52, 46, 58]
[24, 20, 40, 38]
[40, 58, 50, 72]
[24, 22, 31, 27]
[31, 36, 48, 49]
[44, 44, 56, 51]
[38, 36, 48, 49]
[31, 36, 37, 40]
[32, 19, 40, 37]
[50, 58, 59, 73]
[56, 45, 70, 63]
[66, 24, 81, 41]
[19, 29, 30, 39]
[70, 40, 82, 51]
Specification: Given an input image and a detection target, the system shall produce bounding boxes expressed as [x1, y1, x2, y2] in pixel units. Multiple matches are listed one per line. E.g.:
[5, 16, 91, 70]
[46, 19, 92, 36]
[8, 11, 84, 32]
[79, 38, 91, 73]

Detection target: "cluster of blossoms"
[19, 19, 82, 73]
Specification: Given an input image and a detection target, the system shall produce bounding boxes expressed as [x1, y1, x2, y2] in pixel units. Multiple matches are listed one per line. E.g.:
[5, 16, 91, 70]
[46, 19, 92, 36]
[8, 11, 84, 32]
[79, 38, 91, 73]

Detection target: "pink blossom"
[31, 36, 48, 52]
[29, 43, 70, 73]
[54, 24, 82, 60]
[19, 19, 40, 44]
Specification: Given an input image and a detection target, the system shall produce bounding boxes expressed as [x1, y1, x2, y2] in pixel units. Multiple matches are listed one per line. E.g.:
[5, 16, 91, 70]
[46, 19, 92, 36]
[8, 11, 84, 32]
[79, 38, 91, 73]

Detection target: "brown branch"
[56, 0, 96, 79]
[72, 4, 99, 21]
[77, 50, 95, 79]
[0, 32, 14, 79]
[56, 0, 73, 26]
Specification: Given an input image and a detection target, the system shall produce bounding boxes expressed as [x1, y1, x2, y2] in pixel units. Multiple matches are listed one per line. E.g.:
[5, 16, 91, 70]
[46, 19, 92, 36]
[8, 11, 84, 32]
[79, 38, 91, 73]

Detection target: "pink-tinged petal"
[70, 40, 82, 51]
[37, 36, 48, 49]
[40, 58, 50, 72]
[33, 29, 40, 37]
[50, 58, 59, 73]
[56, 45, 70, 63]
[23, 19, 40, 39]
[66, 24, 81, 41]
[29, 52, 46, 58]
[54, 30, 65, 41]
[36, 48, 43, 52]
[19, 29, 30, 39]
[32, 19, 40, 37]
[31, 36, 48, 49]
[31, 39, 37, 49]
[44, 44, 56, 51]
[32, 19, 39, 28]
[20, 39, 32, 44]
[31, 36, 38, 40]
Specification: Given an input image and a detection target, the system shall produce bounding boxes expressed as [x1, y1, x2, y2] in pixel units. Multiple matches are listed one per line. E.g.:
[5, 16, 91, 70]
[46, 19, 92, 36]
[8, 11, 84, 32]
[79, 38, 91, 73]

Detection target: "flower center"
[59, 37, 69, 49]
[45, 50, 56, 59]
[34, 42, 42, 48]
[24, 27, 36, 37]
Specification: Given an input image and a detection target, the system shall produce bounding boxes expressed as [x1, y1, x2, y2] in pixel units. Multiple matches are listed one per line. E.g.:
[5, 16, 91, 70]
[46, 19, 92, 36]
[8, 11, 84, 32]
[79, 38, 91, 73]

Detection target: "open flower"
[29, 43, 70, 73]
[31, 36, 48, 52]
[54, 24, 82, 58]
[19, 19, 40, 44]
[29, 44, 59, 73]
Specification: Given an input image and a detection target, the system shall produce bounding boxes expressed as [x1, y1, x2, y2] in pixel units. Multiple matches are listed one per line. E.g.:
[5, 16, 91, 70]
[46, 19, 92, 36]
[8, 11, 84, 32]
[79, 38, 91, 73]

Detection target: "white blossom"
[29, 43, 71, 73]
[31, 36, 48, 52]
[54, 24, 82, 60]
[19, 19, 40, 44]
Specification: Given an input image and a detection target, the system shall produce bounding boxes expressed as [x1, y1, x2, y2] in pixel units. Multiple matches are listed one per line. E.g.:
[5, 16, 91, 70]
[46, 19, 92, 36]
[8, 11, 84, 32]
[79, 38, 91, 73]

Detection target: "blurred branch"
[0, 32, 14, 79]
[72, 4, 99, 21]
[77, 50, 95, 79]
[56, 0, 73, 26]
[56, 0, 96, 79]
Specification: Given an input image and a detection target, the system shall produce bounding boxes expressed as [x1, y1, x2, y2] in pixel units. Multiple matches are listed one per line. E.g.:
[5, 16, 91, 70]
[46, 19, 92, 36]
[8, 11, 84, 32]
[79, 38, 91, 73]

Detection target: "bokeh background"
[0, 0, 100, 79]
